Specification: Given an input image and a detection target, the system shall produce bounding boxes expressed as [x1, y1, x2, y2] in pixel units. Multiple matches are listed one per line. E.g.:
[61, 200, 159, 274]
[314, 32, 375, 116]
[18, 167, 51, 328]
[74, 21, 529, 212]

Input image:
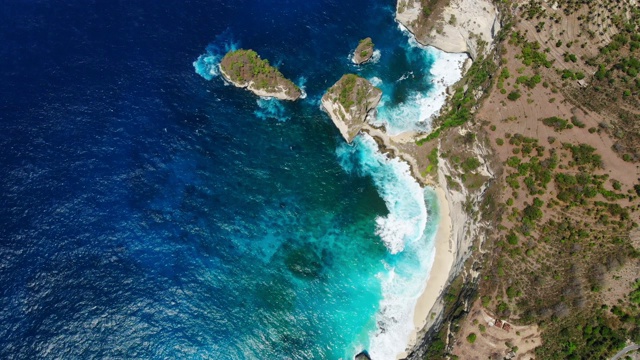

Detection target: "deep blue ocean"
[0, 1, 456, 359]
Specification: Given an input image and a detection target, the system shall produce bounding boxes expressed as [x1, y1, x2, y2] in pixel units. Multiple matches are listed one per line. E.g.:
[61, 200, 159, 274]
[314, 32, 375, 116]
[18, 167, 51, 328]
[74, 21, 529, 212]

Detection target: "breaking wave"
[193, 30, 239, 80]
[370, 27, 467, 136]
[336, 134, 439, 359]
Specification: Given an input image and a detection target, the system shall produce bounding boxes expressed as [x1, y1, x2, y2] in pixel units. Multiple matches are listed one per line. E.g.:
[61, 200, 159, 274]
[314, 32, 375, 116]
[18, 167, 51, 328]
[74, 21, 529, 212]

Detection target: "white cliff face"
[396, 0, 501, 60]
[321, 75, 382, 143]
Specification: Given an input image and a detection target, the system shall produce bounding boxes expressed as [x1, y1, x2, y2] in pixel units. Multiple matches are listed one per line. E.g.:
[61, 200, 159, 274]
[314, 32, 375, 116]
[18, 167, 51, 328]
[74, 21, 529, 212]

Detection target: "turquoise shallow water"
[0, 0, 457, 359]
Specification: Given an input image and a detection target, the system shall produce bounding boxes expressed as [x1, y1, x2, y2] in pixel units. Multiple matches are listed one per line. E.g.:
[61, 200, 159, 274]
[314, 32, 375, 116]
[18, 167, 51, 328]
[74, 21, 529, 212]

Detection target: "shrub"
[462, 157, 482, 172]
[496, 138, 504, 146]
[542, 116, 570, 131]
[570, 116, 585, 128]
[467, 333, 477, 344]
[508, 91, 522, 101]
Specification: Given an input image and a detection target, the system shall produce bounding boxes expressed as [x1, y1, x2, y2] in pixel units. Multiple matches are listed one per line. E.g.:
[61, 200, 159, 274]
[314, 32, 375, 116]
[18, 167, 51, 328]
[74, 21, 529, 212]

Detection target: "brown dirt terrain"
[437, 0, 640, 358]
[451, 301, 541, 360]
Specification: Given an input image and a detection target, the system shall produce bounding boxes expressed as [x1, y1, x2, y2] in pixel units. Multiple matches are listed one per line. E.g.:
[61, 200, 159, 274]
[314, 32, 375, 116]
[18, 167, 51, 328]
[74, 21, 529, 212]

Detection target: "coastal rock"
[321, 74, 382, 143]
[353, 38, 375, 65]
[396, 0, 500, 60]
[219, 49, 302, 101]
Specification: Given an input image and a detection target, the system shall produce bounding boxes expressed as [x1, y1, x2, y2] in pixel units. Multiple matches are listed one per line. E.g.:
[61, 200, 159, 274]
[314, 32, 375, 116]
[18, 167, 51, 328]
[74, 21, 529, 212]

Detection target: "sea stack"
[219, 49, 302, 100]
[353, 38, 375, 65]
[321, 74, 382, 143]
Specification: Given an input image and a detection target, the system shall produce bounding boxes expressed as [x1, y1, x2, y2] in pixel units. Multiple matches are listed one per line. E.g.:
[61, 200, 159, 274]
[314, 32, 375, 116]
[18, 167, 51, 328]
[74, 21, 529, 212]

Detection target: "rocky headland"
[219, 49, 302, 101]
[396, 0, 500, 60]
[352, 38, 375, 65]
[321, 74, 382, 143]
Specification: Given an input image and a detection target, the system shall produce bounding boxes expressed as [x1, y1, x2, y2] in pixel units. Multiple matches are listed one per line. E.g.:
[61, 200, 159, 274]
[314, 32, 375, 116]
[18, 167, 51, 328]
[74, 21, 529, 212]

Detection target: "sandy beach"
[397, 186, 455, 359]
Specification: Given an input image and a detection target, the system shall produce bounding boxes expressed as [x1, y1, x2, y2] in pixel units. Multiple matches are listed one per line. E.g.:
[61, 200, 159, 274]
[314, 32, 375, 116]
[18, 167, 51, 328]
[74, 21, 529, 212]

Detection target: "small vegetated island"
[321, 74, 382, 143]
[353, 37, 375, 65]
[219, 49, 302, 101]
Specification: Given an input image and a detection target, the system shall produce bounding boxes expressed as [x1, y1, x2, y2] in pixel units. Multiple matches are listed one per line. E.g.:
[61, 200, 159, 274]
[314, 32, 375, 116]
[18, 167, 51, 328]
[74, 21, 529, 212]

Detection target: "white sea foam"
[336, 134, 440, 360]
[370, 49, 382, 64]
[254, 98, 290, 122]
[193, 31, 239, 80]
[336, 134, 426, 254]
[350, 49, 381, 65]
[370, 28, 467, 136]
[369, 77, 383, 87]
[297, 76, 308, 99]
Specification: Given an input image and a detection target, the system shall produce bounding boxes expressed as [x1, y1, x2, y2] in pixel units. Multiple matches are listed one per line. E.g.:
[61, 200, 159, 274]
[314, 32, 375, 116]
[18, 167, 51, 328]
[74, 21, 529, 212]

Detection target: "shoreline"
[396, 186, 455, 359]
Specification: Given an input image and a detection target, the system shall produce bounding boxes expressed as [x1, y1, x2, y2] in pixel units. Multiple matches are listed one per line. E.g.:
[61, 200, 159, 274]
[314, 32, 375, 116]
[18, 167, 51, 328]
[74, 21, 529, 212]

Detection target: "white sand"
[396, 187, 455, 359]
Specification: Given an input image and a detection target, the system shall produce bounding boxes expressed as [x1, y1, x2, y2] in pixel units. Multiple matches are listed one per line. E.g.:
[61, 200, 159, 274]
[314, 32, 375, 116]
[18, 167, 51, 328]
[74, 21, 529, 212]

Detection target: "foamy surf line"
[336, 134, 438, 360]
[369, 26, 467, 136]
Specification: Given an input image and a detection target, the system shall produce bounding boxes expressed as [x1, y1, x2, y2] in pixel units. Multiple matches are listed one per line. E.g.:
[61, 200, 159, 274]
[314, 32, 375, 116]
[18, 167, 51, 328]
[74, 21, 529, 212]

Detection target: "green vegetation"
[497, 67, 511, 90]
[516, 74, 542, 89]
[461, 157, 481, 173]
[631, 279, 640, 305]
[474, 3, 640, 360]
[220, 49, 301, 98]
[537, 304, 639, 360]
[337, 74, 358, 109]
[355, 38, 375, 63]
[417, 56, 497, 144]
[325, 74, 381, 127]
[563, 143, 602, 169]
[541, 116, 572, 131]
[510, 31, 553, 68]
[570, 116, 585, 129]
[507, 90, 521, 101]
[466, 333, 477, 344]
[486, 122, 635, 347]
[560, 69, 585, 81]
[425, 147, 439, 174]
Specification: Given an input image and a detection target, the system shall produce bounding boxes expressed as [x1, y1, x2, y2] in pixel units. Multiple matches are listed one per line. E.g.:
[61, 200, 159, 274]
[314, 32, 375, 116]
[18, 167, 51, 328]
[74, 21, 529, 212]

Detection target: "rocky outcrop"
[321, 74, 382, 143]
[219, 49, 302, 101]
[353, 38, 375, 65]
[396, 0, 500, 60]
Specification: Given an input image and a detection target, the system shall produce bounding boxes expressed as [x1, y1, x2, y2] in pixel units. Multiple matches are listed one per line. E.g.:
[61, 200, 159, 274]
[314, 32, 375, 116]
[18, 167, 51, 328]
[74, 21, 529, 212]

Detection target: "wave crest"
[336, 134, 426, 254]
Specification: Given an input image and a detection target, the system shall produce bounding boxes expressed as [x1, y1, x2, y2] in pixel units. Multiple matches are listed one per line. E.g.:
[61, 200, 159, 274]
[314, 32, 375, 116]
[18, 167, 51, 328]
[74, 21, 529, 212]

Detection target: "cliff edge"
[219, 49, 302, 101]
[321, 74, 382, 143]
[396, 0, 500, 60]
[353, 38, 375, 65]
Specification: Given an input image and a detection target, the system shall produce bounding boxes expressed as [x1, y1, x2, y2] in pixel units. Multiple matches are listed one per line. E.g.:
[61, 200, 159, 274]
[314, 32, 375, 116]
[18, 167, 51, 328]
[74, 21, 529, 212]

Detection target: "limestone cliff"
[396, 0, 500, 60]
[321, 74, 382, 143]
[219, 49, 302, 101]
[353, 38, 375, 65]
